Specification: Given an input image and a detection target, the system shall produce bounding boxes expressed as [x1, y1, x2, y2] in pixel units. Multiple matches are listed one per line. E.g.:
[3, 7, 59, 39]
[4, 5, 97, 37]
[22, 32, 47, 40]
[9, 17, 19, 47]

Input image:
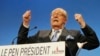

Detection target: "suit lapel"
[58, 28, 69, 41]
[43, 29, 69, 42]
[39, 28, 70, 42]
[41, 30, 51, 42]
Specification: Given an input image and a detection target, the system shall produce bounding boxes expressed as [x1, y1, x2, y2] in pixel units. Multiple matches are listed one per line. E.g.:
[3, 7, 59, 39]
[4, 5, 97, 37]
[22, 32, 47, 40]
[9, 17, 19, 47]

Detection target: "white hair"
[51, 8, 68, 20]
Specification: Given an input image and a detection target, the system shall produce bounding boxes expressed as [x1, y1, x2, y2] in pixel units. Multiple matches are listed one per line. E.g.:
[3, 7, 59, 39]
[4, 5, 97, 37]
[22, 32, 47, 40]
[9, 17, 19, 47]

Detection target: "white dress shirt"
[50, 29, 63, 40]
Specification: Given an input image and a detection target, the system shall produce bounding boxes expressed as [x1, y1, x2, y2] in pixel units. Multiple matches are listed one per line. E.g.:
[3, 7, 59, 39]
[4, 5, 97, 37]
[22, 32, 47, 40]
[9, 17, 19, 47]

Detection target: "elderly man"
[17, 8, 99, 56]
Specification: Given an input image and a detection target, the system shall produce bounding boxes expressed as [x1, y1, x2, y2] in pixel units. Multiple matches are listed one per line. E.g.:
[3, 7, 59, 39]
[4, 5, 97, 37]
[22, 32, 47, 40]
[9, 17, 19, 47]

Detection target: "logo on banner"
[52, 46, 64, 54]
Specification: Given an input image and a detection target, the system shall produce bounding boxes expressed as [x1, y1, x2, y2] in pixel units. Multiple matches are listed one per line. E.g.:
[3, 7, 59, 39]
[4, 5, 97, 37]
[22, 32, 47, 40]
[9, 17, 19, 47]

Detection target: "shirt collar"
[52, 28, 63, 33]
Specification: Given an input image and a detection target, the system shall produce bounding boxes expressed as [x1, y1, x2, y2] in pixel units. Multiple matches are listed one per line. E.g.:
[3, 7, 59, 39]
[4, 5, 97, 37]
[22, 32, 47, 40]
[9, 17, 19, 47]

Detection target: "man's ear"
[63, 21, 66, 25]
[64, 19, 67, 24]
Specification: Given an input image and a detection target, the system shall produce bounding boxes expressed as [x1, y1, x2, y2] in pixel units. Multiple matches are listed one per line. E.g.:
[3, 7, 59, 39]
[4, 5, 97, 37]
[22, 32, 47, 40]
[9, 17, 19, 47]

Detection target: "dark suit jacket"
[17, 24, 99, 56]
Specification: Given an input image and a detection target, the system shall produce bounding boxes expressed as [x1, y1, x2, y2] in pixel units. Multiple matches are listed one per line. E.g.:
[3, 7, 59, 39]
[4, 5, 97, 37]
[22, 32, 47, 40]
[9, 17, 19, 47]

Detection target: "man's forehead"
[51, 8, 67, 15]
[52, 9, 63, 13]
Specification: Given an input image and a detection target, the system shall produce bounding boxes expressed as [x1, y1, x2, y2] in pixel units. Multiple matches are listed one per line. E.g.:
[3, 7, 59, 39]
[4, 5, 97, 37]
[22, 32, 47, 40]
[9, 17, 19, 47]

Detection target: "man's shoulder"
[39, 30, 50, 33]
[38, 30, 51, 38]
[68, 29, 80, 33]
[67, 29, 80, 36]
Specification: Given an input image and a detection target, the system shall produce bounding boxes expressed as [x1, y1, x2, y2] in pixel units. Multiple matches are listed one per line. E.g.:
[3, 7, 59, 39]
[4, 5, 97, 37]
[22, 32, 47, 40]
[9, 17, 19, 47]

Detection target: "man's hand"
[23, 10, 31, 27]
[74, 14, 86, 28]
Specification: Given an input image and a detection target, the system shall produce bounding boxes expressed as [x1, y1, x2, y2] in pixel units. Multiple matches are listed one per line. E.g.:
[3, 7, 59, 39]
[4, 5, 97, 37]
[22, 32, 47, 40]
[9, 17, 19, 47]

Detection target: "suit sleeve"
[17, 24, 38, 44]
[80, 25, 99, 50]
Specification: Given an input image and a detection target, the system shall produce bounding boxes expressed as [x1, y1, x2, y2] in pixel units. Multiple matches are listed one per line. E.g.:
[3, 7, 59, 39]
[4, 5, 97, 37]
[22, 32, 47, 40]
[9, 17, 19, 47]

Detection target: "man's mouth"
[53, 20, 59, 22]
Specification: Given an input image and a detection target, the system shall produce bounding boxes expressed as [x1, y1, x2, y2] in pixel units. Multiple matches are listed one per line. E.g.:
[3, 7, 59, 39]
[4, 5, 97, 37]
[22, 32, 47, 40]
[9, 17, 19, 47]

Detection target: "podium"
[0, 41, 69, 56]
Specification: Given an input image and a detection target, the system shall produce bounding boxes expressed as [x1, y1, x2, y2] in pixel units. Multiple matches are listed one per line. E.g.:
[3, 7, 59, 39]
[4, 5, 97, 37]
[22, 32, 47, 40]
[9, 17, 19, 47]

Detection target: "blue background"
[0, 0, 100, 56]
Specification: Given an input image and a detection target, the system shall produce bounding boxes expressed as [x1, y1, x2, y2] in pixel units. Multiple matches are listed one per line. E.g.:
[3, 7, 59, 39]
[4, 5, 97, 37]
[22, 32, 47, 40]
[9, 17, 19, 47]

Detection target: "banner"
[0, 41, 65, 56]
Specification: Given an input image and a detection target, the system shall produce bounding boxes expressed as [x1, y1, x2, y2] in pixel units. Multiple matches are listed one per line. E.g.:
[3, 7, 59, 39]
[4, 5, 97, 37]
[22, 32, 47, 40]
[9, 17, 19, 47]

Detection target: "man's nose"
[54, 14, 58, 18]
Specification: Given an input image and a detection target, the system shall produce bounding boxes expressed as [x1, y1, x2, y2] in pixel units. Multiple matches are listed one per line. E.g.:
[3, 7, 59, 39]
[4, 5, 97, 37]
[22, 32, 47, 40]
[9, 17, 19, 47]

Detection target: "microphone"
[11, 26, 37, 45]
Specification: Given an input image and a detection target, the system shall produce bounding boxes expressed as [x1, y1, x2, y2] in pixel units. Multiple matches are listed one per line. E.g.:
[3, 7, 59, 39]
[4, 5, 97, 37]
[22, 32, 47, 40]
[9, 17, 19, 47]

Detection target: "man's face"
[51, 9, 67, 29]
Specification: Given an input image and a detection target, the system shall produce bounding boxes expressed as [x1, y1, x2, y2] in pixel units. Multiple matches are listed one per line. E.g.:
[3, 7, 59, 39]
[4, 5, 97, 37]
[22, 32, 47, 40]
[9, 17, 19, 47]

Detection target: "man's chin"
[52, 24, 60, 27]
[52, 25, 61, 30]
[52, 22, 59, 24]
[52, 24, 59, 26]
